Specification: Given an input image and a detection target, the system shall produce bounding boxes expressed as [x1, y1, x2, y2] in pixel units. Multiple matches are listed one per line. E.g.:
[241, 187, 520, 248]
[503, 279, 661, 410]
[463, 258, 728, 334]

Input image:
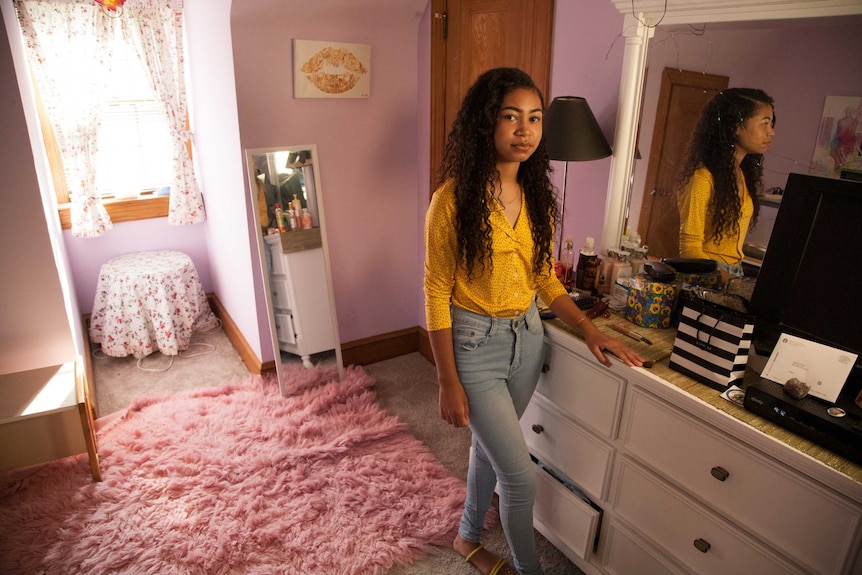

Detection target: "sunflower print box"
[624, 273, 679, 329]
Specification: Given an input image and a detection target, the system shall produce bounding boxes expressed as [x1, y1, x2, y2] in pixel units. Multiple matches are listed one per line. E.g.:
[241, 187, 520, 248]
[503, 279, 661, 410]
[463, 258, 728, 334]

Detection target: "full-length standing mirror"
[245, 145, 343, 393]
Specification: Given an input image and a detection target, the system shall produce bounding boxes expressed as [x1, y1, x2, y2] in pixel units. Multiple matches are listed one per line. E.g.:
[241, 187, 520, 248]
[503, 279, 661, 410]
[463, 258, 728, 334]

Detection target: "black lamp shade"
[544, 96, 612, 162]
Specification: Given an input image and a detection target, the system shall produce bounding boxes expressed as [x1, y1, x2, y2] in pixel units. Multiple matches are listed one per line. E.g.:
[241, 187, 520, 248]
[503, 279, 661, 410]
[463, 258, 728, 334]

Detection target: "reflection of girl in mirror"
[678, 88, 776, 279]
[424, 68, 643, 575]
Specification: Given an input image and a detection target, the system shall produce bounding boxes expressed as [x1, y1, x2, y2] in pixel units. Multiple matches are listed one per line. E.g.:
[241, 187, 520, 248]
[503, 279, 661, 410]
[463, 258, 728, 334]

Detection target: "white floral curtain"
[121, 0, 206, 225]
[15, 0, 206, 236]
[16, 0, 114, 238]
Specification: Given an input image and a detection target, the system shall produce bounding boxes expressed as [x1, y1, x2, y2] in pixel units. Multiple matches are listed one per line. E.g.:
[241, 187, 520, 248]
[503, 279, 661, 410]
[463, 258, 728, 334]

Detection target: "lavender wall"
[230, 0, 427, 345]
[63, 221, 213, 314]
[548, 0, 624, 255]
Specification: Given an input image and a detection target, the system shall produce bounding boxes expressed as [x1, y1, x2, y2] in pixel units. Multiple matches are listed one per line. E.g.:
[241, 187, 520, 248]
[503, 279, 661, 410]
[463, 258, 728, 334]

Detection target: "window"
[95, 36, 173, 200]
[16, 1, 203, 232]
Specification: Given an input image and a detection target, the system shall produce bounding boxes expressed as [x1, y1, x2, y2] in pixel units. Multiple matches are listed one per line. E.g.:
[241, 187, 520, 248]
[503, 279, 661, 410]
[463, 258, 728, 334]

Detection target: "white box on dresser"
[527, 321, 862, 575]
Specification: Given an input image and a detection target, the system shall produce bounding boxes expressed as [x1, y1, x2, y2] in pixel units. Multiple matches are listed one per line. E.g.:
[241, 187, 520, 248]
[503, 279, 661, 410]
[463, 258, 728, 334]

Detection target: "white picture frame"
[293, 39, 371, 99]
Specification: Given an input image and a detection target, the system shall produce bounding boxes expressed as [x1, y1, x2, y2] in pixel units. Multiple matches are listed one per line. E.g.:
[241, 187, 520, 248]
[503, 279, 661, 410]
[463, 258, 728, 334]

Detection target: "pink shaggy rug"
[0, 365, 470, 574]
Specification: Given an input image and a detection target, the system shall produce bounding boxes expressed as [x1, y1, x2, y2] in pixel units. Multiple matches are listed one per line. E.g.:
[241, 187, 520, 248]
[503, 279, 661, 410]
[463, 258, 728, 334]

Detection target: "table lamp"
[544, 96, 612, 258]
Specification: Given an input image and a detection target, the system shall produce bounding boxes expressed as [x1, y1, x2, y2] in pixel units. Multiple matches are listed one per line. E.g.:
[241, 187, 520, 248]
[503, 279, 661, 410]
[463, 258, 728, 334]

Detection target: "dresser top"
[545, 313, 862, 486]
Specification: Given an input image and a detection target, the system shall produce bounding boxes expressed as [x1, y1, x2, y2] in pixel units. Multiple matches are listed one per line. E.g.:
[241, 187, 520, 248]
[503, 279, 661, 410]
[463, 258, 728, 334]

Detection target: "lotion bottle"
[301, 208, 313, 229]
[575, 237, 599, 293]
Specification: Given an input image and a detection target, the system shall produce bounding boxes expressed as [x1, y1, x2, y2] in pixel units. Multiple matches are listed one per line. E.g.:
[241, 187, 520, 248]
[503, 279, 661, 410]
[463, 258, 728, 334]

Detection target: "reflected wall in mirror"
[245, 145, 343, 395]
[603, 2, 862, 263]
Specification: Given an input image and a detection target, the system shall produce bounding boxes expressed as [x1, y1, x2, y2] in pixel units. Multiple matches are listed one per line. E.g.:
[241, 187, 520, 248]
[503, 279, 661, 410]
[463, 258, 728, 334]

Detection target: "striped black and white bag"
[669, 297, 754, 390]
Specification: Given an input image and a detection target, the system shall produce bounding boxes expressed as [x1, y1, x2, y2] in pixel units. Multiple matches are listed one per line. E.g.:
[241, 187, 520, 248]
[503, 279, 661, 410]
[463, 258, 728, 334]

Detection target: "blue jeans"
[452, 301, 545, 575]
[716, 260, 744, 277]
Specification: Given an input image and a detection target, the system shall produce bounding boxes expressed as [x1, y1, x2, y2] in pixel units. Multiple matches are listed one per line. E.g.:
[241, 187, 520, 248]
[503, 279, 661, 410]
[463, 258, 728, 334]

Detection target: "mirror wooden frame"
[245, 144, 344, 394]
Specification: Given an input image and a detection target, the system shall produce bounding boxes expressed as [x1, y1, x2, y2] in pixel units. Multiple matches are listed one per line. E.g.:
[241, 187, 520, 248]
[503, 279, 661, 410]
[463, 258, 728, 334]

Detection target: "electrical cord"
[91, 317, 225, 372]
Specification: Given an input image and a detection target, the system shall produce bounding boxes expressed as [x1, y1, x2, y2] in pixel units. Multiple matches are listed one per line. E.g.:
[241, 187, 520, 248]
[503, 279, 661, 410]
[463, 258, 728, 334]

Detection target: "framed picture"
[293, 39, 371, 99]
[810, 95, 862, 178]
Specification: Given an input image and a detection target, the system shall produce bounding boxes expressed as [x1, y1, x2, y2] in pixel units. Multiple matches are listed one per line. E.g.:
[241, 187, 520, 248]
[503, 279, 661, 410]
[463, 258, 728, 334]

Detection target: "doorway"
[636, 68, 728, 259]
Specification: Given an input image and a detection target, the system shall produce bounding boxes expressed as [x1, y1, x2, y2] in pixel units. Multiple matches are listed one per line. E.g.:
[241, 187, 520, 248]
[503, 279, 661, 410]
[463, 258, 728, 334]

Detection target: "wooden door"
[430, 0, 554, 193]
[636, 68, 728, 259]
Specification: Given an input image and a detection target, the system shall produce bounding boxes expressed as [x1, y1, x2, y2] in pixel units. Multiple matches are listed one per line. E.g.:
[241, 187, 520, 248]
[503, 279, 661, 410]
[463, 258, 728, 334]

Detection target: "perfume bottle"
[560, 236, 574, 287]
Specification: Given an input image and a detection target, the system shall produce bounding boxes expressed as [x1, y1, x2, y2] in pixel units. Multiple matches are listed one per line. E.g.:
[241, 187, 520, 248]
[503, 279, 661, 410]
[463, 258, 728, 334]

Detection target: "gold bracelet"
[576, 316, 589, 327]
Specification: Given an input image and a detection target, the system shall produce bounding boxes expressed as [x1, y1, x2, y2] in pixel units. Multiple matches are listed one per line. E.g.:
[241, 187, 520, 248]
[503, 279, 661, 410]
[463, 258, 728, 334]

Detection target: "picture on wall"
[293, 40, 371, 99]
[810, 95, 862, 179]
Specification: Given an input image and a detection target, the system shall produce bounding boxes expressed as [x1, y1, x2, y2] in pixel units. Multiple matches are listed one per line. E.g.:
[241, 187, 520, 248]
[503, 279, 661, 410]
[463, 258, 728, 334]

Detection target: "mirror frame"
[602, 0, 862, 253]
[245, 144, 344, 394]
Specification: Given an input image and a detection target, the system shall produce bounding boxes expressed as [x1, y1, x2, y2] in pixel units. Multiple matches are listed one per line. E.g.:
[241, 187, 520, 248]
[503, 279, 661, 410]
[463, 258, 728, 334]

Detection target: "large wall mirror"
[602, 0, 862, 258]
[245, 145, 343, 394]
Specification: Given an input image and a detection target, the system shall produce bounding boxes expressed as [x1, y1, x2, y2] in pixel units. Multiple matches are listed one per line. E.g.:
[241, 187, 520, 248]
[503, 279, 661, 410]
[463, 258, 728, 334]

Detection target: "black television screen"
[749, 173, 862, 361]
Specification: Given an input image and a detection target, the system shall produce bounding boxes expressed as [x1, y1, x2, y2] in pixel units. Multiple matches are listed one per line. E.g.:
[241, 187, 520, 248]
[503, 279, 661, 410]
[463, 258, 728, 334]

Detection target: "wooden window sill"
[58, 195, 169, 230]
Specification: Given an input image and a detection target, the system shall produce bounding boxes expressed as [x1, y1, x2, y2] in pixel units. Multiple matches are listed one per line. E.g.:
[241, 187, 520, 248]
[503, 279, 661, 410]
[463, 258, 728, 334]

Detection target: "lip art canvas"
[293, 39, 371, 99]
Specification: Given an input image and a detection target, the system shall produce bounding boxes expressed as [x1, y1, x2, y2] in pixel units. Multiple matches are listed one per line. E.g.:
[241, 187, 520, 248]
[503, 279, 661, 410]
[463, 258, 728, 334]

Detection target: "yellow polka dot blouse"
[678, 166, 753, 265]
[424, 179, 568, 331]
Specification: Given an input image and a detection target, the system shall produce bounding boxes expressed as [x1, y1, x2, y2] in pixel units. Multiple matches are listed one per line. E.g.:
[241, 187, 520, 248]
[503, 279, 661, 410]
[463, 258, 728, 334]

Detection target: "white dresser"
[264, 233, 336, 367]
[524, 320, 862, 575]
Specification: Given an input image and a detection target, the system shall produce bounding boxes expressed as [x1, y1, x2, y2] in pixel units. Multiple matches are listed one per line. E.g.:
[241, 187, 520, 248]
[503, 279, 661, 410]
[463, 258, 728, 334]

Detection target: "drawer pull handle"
[531, 424, 544, 434]
[693, 538, 711, 553]
[710, 466, 730, 481]
[541, 363, 550, 373]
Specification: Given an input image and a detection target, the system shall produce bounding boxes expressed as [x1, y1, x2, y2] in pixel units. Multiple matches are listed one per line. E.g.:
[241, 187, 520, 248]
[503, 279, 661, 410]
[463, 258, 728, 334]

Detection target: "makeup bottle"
[274, 203, 286, 233]
[301, 208, 313, 230]
[596, 249, 617, 296]
[630, 246, 648, 276]
[610, 251, 633, 310]
[609, 250, 631, 289]
[575, 237, 599, 293]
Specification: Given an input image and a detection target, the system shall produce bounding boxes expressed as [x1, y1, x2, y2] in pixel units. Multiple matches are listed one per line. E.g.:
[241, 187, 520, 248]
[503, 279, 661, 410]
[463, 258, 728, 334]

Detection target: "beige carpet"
[91, 335, 584, 575]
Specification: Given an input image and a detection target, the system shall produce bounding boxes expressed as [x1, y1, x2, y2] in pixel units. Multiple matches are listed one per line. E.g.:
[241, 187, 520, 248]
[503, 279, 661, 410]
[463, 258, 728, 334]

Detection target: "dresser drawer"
[268, 241, 286, 275]
[599, 518, 686, 575]
[538, 343, 625, 439]
[273, 312, 296, 346]
[269, 278, 293, 311]
[621, 388, 862, 575]
[612, 457, 800, 575]
[532, 462, 601, 562]
[521, 394, 613, 501]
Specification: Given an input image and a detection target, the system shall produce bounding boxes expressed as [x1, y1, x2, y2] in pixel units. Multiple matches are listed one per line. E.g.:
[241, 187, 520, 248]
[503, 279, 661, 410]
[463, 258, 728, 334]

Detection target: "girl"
[424, 67, 642, 575]
[678, 88, 776, 278]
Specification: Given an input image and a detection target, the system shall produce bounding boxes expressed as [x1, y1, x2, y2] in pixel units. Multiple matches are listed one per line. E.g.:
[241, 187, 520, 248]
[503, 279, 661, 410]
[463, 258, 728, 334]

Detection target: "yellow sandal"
[489, 557, 508, 575]
[463, 545, 511, 575]
[464, 544, 485, 564]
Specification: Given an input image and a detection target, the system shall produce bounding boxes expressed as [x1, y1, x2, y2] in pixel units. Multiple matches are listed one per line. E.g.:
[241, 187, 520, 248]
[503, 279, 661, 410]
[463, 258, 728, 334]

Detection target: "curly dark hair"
[678, 88, 775, 244]
[437, 67, 557, 278]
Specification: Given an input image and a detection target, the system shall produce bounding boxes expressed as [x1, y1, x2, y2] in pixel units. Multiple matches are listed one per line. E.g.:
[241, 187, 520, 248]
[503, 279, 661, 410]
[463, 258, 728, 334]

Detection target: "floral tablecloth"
[89, 250, 218, 358]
